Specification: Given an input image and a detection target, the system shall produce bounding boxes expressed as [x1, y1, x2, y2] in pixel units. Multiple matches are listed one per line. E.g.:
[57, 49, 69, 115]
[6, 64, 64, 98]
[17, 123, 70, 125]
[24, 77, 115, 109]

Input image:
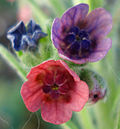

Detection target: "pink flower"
[17, 5, 32, 23]
[21, 60, 89, 124]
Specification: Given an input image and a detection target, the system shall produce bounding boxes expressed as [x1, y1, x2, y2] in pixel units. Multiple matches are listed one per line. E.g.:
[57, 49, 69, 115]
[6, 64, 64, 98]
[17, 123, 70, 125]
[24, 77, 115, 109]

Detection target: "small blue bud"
[7, 20, 47, 51]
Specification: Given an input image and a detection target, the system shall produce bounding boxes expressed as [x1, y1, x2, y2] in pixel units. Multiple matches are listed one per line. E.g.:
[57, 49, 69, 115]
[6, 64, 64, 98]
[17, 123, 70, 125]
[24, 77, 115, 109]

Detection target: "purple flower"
[7, 20, 47, 51]
[51, 4, 112, 64]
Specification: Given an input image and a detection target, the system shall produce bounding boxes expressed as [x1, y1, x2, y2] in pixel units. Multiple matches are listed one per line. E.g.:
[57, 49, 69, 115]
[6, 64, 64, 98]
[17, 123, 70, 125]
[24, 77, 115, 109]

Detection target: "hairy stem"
[61, 120, 78, 129]
[77, 108, 96, 129]
[0, 45, 27, 81]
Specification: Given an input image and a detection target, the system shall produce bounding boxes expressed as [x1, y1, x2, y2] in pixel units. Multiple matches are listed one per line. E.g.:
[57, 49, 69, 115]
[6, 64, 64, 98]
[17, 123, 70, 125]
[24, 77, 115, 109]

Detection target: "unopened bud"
[79, 68, 107, 104]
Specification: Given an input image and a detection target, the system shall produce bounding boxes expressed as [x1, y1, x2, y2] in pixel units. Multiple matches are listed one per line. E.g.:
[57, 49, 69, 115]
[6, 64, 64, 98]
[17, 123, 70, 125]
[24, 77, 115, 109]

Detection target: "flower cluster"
[7, 20, 47, 51]
[7, 3, 112, 125]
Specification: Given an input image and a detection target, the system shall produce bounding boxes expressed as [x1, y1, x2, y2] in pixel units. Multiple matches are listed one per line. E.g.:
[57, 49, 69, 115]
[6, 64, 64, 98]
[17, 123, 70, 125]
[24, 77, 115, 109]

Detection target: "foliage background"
[0, 0, 120, 129]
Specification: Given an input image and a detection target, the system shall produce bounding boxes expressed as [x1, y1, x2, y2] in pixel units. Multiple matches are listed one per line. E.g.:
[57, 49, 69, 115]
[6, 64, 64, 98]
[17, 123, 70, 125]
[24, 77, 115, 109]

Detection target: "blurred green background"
[0, 0, 120, 129]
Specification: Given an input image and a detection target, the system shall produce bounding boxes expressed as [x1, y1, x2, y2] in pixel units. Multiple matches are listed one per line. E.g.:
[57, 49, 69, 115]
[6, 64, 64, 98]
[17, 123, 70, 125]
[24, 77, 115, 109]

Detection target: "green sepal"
[73, 68, 107, 90]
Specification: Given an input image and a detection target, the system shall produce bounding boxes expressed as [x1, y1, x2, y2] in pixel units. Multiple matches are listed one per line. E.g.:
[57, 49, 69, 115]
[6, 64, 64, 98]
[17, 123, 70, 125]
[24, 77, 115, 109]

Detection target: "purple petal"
[7, 21, 26, 35]
[85, 8, 112, 38]
[27, 20, 42, 34]
[59, 53, 88, 64]
[51, 18, 65, 49]
[88, 38, 112, 62]
[61, 4, 89, 27]
[52, 18, 63, 38]
[95, 38, 112, 51]
[59, 38, 112, 64]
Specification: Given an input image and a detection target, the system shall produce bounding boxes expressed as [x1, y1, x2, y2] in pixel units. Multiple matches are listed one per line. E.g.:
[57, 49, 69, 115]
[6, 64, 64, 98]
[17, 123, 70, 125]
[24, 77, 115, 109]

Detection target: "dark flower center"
[90, 90, 104, 103]
[93, 94, 98, 99]
[42, 86, 51, 93]
[42, 84, 60, 99]
[42, 69, 74, 101]
[64, 26, 91, 59]
[51, 84, 59, 90]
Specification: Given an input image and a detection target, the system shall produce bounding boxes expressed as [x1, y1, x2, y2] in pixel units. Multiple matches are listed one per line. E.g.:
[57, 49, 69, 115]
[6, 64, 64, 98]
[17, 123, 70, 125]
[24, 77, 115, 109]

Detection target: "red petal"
[41, 100, 72, 124]
[21, 81, 44, 112]
[68, 81, 89, 111]
[58, 60, 80, 81]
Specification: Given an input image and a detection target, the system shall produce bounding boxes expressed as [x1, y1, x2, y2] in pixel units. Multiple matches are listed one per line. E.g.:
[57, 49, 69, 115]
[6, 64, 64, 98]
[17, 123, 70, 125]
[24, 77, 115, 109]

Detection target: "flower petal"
[85, 8, 112, 38]
[95, 38, 112, 51]
[68, 81, 89, 111]
[41, 100, 72, 124]
[58, 60, 80, 81]
[7, 21, 26, 35]
[88, 38, 112, 62]
[27, 20, 47, 41]
[32, 31, 47, 41]
[59, 53, 88, 64]
[27, 20, 42, 34]
[59, 38, 112, 64]
[21, 81, 44, 112]
[7, 21, 26, 51]
[51, 18, 65, 50]
[61, 4, 89, 27]
[7, 34, 22, 51]
[26, 60, 56, 79]
[52, 18, 63, 38]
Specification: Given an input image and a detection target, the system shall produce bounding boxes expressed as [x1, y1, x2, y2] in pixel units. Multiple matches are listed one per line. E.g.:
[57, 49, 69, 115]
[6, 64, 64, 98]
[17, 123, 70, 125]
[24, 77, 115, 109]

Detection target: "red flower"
[21, 60, 89, 124]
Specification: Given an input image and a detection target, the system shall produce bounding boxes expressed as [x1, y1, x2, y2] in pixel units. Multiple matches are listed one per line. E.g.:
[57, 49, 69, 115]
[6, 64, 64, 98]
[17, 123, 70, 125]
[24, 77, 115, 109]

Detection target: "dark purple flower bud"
[78, 68, 107, 104]
[27, 20, 47, 42]
[51, 4, 112, 64]
[21, 35, 37, 51]
[7, 20, 47, 51]
[7, 21, 26, 51]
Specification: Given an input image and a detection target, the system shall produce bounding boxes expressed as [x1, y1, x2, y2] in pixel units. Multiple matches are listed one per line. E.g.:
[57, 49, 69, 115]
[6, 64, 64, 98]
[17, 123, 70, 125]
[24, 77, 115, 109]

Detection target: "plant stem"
[77, 108, 96, 129]
[47, 0, 66, 16]
[94, 103, 113, 129]
[0, 45, 27, 81]
[61, 120, 78, 129]
[27, 0, 48, 30]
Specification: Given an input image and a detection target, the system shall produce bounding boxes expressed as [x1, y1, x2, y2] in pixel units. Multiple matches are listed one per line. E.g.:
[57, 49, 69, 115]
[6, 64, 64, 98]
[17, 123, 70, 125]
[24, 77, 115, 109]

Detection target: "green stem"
[114, 100, 120, 129]
[0, 45, 27, 81]
[72, 0, 91, 9]
[94, 103, 114, 129]
[88, 0, 92, 11]
[77, 108, 96, 129]
[27, 0, 48, 30]
[47, 0, 66, 16]
[115, 112, 120, 129]
[61, 120, 78, 129]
